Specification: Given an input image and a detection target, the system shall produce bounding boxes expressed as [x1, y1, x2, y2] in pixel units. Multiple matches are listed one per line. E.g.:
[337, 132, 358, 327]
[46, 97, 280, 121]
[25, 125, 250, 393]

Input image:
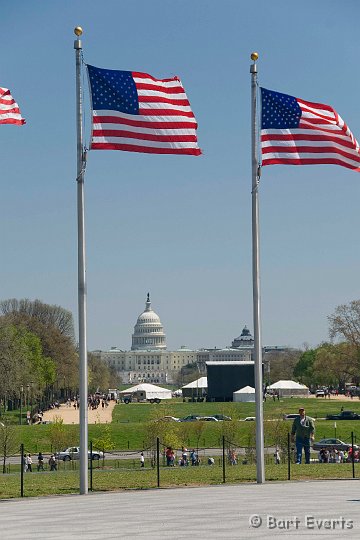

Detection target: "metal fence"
[1, 432, 360, 498]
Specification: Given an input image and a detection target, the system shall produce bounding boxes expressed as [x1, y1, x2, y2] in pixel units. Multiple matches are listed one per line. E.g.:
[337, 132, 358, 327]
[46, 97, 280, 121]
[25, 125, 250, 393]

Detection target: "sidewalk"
[1, 479, 359, 539]
[42, 401, 116, 425]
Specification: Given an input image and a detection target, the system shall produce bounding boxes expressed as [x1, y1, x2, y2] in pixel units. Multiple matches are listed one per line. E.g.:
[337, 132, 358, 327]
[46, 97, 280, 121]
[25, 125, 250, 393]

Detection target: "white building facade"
[92, 294, 254, 384]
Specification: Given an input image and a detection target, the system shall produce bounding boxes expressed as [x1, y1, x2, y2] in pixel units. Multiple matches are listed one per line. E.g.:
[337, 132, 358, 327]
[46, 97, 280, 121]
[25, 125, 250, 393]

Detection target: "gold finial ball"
[74, 26, 83, 37]
[251, 52, 259, 62]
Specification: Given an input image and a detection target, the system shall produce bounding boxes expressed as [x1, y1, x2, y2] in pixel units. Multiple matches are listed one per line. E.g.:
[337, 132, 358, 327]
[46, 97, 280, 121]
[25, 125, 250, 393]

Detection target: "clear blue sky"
[2, 0, 360, 352]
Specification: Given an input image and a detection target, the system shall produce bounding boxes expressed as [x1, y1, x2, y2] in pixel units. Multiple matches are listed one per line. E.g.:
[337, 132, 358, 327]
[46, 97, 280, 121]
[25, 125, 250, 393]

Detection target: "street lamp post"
[26, 383, 31, 425]
[19, 385, 23, 425]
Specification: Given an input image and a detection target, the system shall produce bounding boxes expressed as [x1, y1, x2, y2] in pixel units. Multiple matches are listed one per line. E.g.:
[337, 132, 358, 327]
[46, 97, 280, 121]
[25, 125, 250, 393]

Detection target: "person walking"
[190, 449, 199, 466]
[26, 454, 33, 472]
[37, 452, 44, 471]
[49, 454, 57, 471]
[140, 452, 145, 468]
[291, 407, 315, 464]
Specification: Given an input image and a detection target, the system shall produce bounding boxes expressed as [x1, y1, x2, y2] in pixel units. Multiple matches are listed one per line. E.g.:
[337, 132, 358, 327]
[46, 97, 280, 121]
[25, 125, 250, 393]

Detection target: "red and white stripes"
[0, 87, 25, 125]
[261, 98, 360, 171]
[91, 72, 200, 155]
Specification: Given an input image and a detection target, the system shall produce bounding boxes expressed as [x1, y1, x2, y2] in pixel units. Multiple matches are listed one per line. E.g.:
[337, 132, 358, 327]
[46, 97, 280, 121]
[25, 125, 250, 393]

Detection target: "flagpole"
[74, 26, 88, 495]
[250, 52, 265, 483]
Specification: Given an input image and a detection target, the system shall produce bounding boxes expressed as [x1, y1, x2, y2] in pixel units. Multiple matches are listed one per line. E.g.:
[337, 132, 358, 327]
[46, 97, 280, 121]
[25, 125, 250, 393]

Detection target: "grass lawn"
[113, 397, 360, 422]
[2, 397, 360, 500]
[3, 397, 360, 454]
[0, 461, 358, 499]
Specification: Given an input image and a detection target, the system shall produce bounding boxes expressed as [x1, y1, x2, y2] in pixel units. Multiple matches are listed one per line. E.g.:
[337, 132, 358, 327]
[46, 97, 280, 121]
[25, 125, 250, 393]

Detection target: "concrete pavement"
[1, 479, 360, 539]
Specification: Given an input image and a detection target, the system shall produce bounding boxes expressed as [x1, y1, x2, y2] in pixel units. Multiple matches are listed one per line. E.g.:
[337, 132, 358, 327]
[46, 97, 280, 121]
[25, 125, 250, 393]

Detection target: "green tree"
[293, 349, 317, 387]
[48, 417, 71, 453]
[0, 322, 56, 411]
[145, 406, 181, 451]
[174, 363, 200, 387]
[314, 342, 357, 387]
[88, 353, 110, 393]
[0, 298, 75, 339]
[190, 421, 205, 451]
[264, 349, 302, 384]
[0, 324, 27, 409]
[92, 422, 115, 457]
[328, 300, 360, 348]
[0, 309, 79, 393]
[328, 299, 360, 383]
[264, 419, 290, 462]
[0, 417, 19, 473]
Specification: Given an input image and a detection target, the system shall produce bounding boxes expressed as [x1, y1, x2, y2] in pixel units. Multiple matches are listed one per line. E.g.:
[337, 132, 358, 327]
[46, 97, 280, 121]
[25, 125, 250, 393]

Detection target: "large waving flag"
[87, 65, 201, 155]
[0, 87, 25, 125]
[260, 87, 360, 171]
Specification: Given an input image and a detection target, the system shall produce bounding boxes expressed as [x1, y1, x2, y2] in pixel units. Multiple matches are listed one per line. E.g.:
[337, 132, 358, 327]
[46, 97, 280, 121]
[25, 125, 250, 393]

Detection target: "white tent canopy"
[182, 377, 208, 389]
[268, 380, 309, 397]
[233, 385, 255, 402]
[119, 383, 172, 400]
[181, 377, 207, 398]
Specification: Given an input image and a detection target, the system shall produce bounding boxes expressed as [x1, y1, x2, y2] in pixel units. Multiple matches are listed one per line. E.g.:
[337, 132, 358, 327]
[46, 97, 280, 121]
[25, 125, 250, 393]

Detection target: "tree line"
[0, 298, 120, 414]
[265, 300, 360, 389]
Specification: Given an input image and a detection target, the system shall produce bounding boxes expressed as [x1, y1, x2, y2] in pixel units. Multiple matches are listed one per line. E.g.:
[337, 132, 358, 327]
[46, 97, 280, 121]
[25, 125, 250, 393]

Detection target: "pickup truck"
[55, 446, 104, 461]
[326, 411, 360, 421]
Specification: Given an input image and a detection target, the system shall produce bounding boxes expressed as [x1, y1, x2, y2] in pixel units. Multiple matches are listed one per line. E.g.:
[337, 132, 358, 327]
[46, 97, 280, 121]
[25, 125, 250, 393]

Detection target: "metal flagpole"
[250, 52, 265, 483]
[74, 26, 88, 494]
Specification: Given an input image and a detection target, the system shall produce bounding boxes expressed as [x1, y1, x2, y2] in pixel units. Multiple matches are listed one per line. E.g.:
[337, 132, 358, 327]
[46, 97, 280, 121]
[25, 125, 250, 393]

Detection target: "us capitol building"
[92, 293, 276, 384]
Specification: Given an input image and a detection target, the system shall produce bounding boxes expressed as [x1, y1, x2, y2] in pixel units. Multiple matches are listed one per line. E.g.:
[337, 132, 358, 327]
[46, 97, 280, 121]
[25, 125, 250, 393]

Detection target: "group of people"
[67, 394, 111, 410]
[23, 452, 57, 472]
[290, 405, 360, 465]
[164, 446, 201, 467]
[88, 394, 110, 410]
[48, 402, 60, 409]
[319, 446, 359, 463]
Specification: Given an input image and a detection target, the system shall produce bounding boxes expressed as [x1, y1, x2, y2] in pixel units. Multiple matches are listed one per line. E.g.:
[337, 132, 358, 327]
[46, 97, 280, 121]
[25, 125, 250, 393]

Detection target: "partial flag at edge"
[0, 87, 25, 125]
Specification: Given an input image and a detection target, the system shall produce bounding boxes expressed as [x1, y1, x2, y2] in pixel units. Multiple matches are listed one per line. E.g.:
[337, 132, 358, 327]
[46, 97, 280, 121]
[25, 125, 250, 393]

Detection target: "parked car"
[180, 415, 201, 422]
[55, 446, 104, 461]
[198, 416, 219, 422]
[326, 411, 360, 421]
[283, 414, 299, 420]
[312, 438, 359, 452]
[243, 416, 256, 421]
[212, 414, 232, 421]
[156, 416, 180, 422]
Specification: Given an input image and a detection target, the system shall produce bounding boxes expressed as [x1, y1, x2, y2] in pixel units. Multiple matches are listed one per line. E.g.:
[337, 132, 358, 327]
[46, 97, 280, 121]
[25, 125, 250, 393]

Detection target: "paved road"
[6, 446, 284, 466]
[1, 479, 360, 539]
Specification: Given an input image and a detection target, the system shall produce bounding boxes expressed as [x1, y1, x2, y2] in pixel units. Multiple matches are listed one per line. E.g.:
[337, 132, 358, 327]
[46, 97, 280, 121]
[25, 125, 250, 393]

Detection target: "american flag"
[0, 87, 25, 125]
[87, 65, 201, 155]
[260, 87, 360, 171]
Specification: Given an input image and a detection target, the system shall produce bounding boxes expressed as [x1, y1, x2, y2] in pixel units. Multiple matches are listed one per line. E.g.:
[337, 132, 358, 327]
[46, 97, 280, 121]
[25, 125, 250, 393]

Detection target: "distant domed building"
[92, 295, 287, 385]
[231, 326, 254, 348]
[131, 293, 166, 350]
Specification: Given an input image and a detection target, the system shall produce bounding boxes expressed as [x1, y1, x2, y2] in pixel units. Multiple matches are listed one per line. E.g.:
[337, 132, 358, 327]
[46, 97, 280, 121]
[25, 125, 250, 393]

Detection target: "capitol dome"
[131, 293, 167, 350]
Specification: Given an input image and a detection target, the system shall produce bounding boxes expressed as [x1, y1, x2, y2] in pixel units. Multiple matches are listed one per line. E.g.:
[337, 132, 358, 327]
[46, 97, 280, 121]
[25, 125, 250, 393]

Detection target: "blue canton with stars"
[87, 64, 139, 114]
[261, 88, 301, 129]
